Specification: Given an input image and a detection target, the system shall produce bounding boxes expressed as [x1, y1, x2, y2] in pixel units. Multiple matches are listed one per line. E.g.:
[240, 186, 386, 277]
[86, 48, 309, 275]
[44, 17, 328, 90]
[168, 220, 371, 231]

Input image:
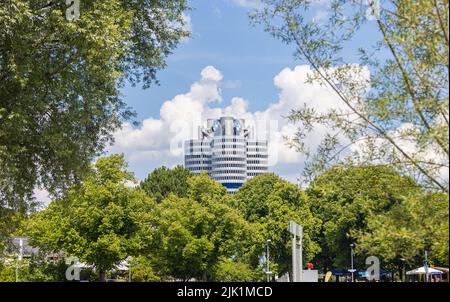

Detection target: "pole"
[127, 256, 132, 282]
[290, 221, 303, 282]
[266, 240, 270, 282]
[16, 238, 23, 282]
[400, 258, 406, 282]
[350, 244, 354, 282]
[298, 226, 303, 282]
[292, 233, 297, 282]
[424, 251, 429, 282]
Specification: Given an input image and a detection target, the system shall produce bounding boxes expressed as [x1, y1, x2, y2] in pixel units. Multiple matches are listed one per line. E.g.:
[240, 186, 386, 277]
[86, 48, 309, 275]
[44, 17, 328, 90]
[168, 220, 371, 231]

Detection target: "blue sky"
[107, 0, 382, 183]
[122, 1, 297, 120]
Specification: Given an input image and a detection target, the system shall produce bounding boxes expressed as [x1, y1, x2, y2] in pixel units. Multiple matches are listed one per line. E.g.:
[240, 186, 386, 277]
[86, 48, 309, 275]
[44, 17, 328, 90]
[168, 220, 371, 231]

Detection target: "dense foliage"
[140, 166, 192, 203]
[233, 173, 321, 279]
[1, 158, 447, 282]
[307, 165, 421, 270]
[355, 192, 449, 270]
[150, 173, 259, 281]
[0, 0, 190, 211]
[24, 155, 157, 281]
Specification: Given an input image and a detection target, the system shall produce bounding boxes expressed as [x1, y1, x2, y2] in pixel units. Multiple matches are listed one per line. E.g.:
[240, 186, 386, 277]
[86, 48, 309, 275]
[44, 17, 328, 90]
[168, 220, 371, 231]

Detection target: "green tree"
[212, 257, 263, 282]
[231, 173, 280, 223]
[354, 192, 449, 274]
[251, 0, 449, 191]
[233, 173, 320, 278]
[140, 165, 192, 202]
[0, 0, 190, 210]
[0, 256, 80, 282]
[150, 173, 258, 281]
[25, 154, 157, 281]
[0, 209, 29, 258]
[128, 256, 162, 282]
[306, 165, 423, 271]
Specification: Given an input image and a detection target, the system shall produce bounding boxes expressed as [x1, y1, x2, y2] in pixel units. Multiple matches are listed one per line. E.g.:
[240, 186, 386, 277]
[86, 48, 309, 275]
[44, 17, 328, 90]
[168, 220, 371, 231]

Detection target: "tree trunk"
[99, 270, 106, 282]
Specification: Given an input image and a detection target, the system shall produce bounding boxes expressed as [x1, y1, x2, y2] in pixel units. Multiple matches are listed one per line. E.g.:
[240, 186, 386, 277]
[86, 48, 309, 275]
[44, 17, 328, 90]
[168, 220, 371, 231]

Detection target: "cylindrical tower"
[184, 139, 212, 174]
[246, 139, 268, 179]
[210, 117, 247, 193]
[185, 116, 268, 193]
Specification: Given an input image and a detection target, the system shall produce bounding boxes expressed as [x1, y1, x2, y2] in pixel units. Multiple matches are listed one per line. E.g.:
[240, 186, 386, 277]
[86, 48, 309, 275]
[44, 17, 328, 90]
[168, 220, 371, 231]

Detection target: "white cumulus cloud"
[228, 0, 262, 9]
[108, 65, 351, 182]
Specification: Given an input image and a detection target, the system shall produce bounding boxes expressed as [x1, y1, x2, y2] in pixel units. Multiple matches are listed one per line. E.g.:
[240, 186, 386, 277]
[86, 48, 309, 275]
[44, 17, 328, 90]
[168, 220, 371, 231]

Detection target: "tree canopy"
[354, 191, 449, 270]
[25, 154, 157, 281]
[140, 165, 192, 202]
[0, 0, 190, 210]
[306, 164, 435, 272]
[233, 173, 321, 278]
[149, 173, 259, 281]
[2, 160, 447, 282]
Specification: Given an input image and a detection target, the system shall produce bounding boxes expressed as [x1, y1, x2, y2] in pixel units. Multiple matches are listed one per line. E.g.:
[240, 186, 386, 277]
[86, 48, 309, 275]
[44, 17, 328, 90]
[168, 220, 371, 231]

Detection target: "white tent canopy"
[406, 266, 443, 275]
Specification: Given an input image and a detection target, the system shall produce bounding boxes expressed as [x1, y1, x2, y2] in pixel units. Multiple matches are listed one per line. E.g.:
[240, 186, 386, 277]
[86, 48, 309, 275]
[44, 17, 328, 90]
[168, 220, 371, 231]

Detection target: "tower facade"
[184, 117, 268, 192]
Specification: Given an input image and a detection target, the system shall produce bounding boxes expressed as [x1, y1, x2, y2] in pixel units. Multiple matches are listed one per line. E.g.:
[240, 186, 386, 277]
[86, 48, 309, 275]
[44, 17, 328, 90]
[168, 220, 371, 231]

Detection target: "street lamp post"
[16, 238, 23, 282]
[126, 256, 132, 282]
[400, 258, 406, 282]
[350, 243, 355, 282]
[424, 251, 429, 282]
[266, 240, 271, 282]
[15, 258, 19, 282]
[129, 264, 132, 282]
[289, 221, 303, 282]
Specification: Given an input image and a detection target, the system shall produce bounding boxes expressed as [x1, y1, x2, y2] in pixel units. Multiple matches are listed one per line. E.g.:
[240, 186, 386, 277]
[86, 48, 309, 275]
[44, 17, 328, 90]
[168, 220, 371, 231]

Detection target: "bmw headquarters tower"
[184, 116, 268, 193]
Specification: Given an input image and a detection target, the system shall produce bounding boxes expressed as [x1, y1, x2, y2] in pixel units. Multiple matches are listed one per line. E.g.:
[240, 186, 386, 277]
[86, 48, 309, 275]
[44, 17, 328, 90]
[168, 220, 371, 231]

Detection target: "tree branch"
[433, 0, 450, 47]
[286, 14, 448, 192]
[375, 12, 449, 156]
